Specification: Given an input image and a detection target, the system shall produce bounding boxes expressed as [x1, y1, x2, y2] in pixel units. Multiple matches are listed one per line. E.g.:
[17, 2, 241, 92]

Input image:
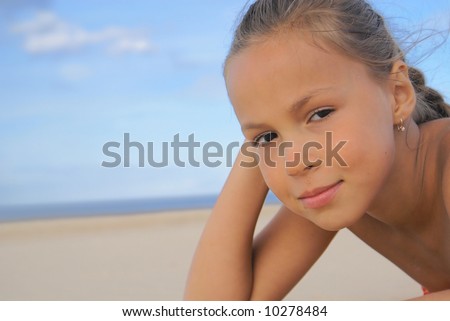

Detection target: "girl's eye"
[253, 132, 278, 147]
[309, 108, 334, 122]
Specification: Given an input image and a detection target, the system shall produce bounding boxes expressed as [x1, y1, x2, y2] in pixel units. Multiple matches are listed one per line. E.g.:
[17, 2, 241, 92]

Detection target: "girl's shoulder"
[428, 118, 450, 217]
[419, 118, 450, 155]
[419, 118, 450, 214]
[435, 118, 450, 161]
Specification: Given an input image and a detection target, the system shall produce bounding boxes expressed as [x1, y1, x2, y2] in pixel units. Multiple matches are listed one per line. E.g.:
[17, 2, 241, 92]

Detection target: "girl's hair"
[225, 0, 450, 124]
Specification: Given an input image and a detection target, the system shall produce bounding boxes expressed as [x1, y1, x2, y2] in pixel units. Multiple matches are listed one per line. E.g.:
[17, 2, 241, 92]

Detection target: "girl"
[185, 0, 450, 300]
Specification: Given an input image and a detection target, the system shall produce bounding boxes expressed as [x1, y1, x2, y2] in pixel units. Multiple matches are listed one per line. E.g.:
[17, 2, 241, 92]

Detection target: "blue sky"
[1, 0, 449, 206]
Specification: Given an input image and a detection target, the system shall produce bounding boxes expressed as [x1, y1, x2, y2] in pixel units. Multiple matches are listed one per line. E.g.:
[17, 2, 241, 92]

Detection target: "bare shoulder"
[419, 118, 450, 216]
[420, 118, 450, 161]
[435, 119, 450, 216]
[436, 118, 450, 150]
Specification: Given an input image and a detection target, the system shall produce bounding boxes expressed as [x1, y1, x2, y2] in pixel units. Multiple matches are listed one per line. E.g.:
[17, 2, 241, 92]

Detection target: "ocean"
[0, 193, 281, 222]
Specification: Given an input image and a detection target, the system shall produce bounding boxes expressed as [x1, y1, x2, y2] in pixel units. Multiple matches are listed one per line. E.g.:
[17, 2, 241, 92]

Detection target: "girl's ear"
[389, 60, 416, 124]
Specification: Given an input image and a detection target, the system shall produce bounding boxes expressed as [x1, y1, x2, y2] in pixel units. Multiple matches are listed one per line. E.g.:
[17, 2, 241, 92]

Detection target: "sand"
[0, 204, 421, 300]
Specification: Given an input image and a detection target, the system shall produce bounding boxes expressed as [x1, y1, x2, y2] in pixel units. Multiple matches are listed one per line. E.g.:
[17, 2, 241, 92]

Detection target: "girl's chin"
[315, 220, 350, 232]
[289, 206, 364, 232]
[317, 212, 366, 231]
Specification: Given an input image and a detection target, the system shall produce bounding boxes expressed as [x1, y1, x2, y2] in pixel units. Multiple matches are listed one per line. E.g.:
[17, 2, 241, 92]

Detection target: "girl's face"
[225, 33, 398, 231]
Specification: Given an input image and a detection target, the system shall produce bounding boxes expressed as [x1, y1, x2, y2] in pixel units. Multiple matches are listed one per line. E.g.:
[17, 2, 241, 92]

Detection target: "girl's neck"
[366, 120, 435, 233]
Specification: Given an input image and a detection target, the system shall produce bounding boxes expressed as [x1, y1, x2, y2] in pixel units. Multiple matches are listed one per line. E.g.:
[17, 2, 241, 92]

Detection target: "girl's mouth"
[298, 180, 343, 209]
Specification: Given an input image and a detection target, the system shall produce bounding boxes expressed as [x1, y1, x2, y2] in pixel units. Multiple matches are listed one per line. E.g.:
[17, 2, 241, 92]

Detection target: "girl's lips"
[298, 180, 343, 209]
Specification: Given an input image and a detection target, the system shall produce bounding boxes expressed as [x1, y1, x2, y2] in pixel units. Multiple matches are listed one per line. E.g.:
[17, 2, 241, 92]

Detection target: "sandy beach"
[0, 204, 421, 300]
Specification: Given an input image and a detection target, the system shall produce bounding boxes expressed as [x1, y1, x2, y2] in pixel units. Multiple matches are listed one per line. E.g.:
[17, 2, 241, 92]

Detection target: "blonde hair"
[225, 0, 450, 124]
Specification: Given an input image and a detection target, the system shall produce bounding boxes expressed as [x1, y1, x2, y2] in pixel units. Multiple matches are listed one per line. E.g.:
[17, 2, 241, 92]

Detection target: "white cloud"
[109, 38, 154, 54]
[10, 11, 156, 55]
[59, 63, 91, 82]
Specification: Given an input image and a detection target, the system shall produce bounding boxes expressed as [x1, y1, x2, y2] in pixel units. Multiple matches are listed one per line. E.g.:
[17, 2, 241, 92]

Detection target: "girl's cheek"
[258, 162, 272, 185]
[259, 157, 285, 192]
[258, 161, 275, 185]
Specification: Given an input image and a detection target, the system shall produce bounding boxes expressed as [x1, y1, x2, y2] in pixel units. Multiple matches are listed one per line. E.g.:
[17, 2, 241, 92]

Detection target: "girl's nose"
[281, 141, 322, 176]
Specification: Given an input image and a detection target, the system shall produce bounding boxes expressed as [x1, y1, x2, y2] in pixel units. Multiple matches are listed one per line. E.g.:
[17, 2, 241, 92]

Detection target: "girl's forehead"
[226, 33, 360, 92]
[225, 30, 383, 104]
[225, 32, 383, 125]
[227, 31, 334, 68]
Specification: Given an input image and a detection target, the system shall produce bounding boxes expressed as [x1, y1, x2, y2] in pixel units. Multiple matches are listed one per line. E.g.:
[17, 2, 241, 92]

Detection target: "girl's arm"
[184, 151, 337, 300]
[184, 150, 268, 300]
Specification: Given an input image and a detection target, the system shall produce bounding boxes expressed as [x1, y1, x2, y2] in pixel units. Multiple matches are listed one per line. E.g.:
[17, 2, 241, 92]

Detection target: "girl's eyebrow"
[241, 122, 268, 132]
[241, 86, 335, 132]
[289, 87, 335, 114]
